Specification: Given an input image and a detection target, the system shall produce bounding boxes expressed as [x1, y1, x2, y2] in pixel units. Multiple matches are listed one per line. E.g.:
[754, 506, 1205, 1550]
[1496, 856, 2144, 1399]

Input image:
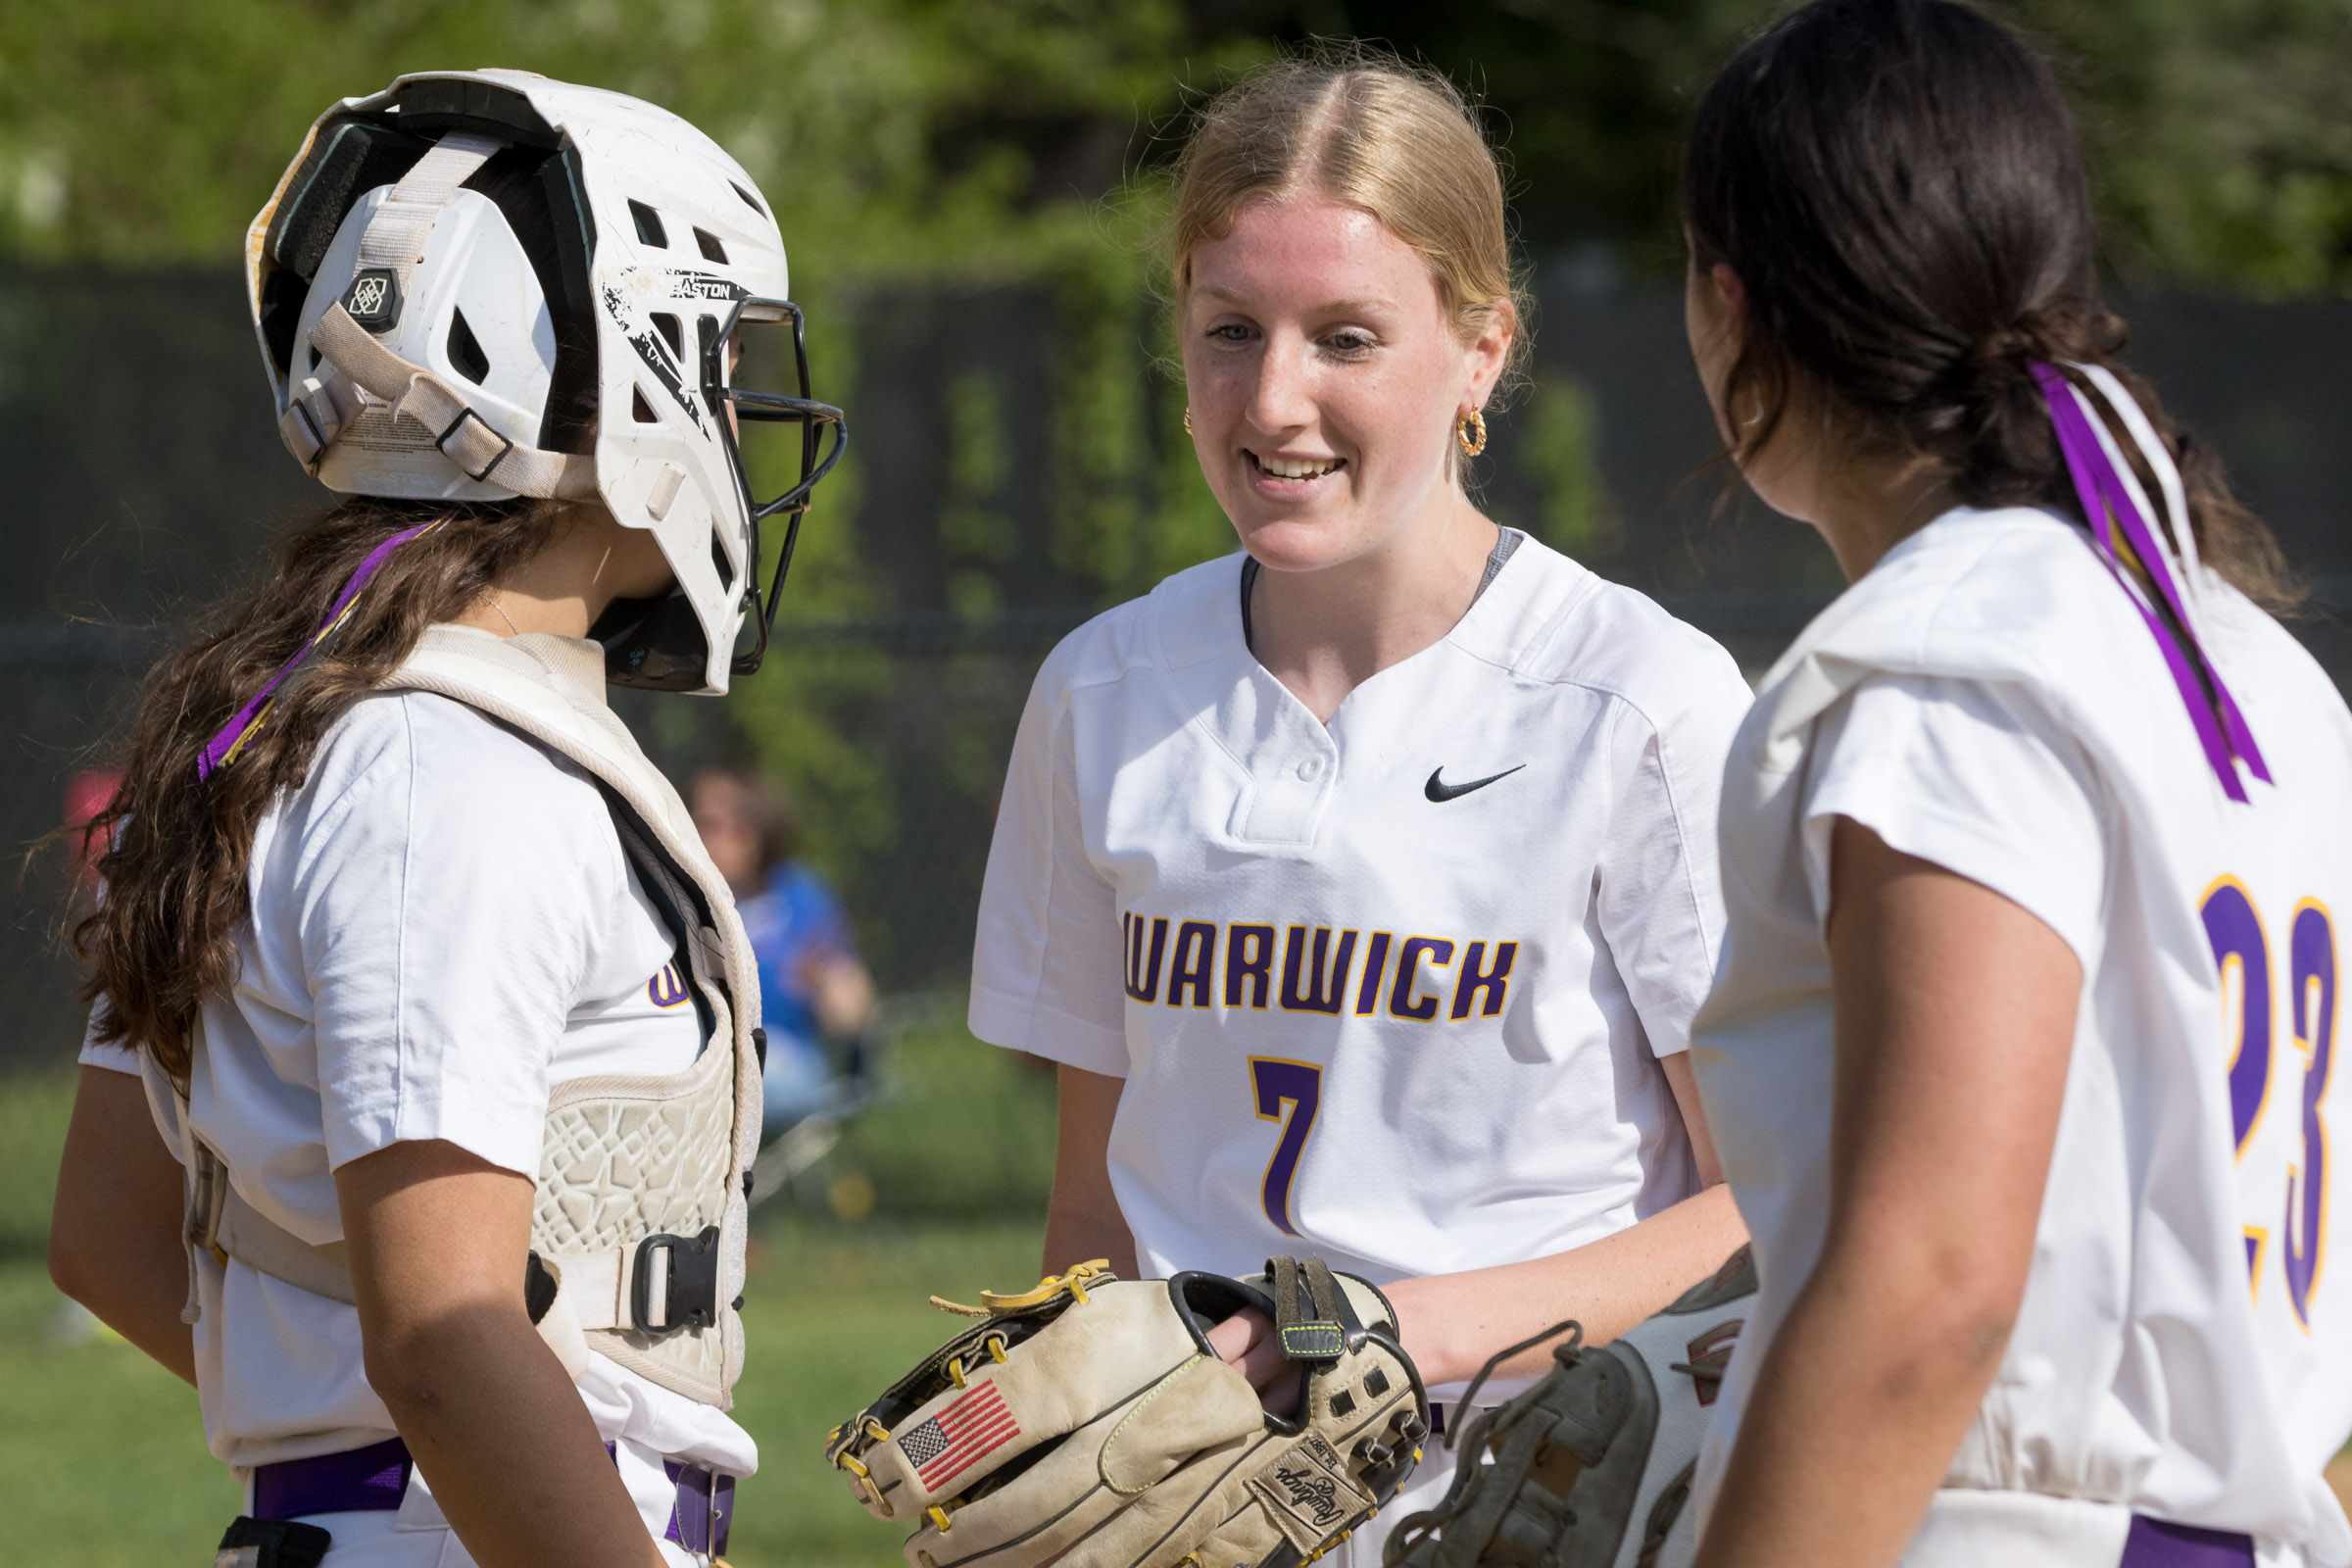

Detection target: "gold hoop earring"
[1455, 409, 1489, 458]
[1183, 407, 1193, 435]
[1739, 390, 1765, 428]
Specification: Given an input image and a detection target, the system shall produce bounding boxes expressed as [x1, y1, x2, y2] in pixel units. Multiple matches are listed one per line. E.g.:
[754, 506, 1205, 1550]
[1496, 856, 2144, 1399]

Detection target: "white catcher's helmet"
[247, 70, 847, 693]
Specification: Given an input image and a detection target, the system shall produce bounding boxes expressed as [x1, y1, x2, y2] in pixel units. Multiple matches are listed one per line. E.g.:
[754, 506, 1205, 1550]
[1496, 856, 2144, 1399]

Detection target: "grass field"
[0, 1005, 1060, 1566]
[12, 1012, 2352, 1561]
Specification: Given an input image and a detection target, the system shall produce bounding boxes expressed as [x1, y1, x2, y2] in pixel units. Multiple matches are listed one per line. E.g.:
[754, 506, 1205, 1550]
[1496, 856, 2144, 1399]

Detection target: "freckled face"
[1182, 195, 1480, 572]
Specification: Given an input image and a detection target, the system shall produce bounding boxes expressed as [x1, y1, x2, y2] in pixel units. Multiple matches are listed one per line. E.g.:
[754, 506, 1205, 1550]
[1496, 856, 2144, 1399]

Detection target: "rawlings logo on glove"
[826, 1255, 1429, 1568]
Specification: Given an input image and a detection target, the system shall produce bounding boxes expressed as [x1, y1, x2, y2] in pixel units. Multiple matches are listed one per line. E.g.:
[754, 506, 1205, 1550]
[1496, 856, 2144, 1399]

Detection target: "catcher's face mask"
[248, 69, 849, 695]
[703, 296, 846, 677]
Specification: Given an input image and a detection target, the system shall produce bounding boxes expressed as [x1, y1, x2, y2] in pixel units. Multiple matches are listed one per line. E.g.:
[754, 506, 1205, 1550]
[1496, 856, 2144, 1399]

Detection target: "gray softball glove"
[1383, 1247, 1755, 1568]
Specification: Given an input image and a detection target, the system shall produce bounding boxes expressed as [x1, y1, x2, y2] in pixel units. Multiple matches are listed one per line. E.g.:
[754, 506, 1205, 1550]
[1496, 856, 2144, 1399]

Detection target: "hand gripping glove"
[826, 1256, 1431, 1568]
[1383, 1247, 1755, 1568]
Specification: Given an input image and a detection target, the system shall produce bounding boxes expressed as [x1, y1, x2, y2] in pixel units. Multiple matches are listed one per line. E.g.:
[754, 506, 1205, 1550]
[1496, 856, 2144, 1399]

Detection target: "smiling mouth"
[1248, 451, 1346, 482]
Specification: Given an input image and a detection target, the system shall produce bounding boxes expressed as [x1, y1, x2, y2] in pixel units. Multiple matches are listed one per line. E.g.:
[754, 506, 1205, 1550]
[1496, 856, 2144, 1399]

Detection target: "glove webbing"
[1270, 1254, 1349, 1361]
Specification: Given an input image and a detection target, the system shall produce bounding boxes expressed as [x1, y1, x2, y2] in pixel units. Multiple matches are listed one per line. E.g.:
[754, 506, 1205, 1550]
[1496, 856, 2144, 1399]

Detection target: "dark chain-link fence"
[6, 267, 2352, 1070]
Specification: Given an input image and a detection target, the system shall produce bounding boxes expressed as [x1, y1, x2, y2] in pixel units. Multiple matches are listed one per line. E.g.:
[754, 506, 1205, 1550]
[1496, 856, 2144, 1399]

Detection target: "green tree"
[10, 0, 2348, 974]
[1231, 0, 2352, 292]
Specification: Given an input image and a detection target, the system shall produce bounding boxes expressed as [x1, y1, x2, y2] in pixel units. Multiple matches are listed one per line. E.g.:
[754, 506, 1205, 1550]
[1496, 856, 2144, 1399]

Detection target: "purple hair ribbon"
[196, 515, 449, 780]
[2029, 362, 2270, 804]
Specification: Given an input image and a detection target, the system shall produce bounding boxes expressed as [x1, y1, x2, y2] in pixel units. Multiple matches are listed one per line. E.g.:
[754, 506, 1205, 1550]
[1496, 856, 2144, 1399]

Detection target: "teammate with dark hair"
[45, 72, 844, 1567]
[1679, 4, 2352, 1564]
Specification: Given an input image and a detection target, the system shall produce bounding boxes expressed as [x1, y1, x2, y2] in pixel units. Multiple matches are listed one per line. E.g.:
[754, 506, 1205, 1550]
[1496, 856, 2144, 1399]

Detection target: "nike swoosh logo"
[1424, 764, 1526, 802]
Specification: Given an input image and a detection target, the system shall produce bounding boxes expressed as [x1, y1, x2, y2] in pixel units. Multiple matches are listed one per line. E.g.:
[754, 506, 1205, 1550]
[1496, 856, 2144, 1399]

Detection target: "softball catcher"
[49, 68, 843, 1567]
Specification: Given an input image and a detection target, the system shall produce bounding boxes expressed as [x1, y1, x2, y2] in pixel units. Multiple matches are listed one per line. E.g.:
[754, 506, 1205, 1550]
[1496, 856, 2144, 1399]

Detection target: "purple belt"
[252, 1436, 736, 1555]
[2121, 1516, 2254, 1568]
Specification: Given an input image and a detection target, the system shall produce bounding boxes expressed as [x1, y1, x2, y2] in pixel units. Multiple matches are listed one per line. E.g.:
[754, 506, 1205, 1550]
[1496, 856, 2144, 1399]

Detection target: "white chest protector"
[179, 627, 763, 1408]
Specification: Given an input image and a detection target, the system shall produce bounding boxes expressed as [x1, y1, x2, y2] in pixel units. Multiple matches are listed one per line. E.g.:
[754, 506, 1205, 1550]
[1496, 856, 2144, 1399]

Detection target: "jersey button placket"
[1237, 747, 1337, 842]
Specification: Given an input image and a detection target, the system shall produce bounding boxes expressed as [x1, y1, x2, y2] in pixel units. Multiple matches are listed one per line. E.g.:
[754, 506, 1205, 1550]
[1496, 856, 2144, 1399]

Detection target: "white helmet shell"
[290, 184, 560, 499]
[247, 70, 845, 694]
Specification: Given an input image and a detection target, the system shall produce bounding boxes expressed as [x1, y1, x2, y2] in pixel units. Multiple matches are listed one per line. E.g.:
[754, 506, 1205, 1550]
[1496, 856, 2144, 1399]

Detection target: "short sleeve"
[295, 695, 615, 1174]
[1593, 664, 1753, 1058]
[967, 657, 1128, 1075]
[1802, 673, 2107, 967]
[76, 1001, 143, 1077]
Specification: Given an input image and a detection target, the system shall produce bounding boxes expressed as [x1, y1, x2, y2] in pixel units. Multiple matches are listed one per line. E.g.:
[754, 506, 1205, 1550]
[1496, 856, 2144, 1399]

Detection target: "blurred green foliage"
[1519, 373, 1620, 560]
[828, 1006, 1058, 1218]
[0, 1068, 70, 1261]
[0, 1035, 1059, 1565]
[2022, 0, 2352, 295]
[6, 0, 2347, 960]
[1299, 0, 2352, 293]
[0, 0, 1203, 270]
[0, 0, 1242, 601]
[5, 1, 2348, 289]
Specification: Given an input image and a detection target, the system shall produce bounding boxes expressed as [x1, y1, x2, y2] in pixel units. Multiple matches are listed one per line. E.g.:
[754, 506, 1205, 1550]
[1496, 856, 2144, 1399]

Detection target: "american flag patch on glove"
[901, 1381, 1020, 1492]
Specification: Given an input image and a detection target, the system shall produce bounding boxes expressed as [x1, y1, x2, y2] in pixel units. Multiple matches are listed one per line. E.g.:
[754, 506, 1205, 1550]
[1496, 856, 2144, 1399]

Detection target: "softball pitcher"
[1676, 4, 2352, 1565]
[46, 72, 844, 1567]
[968, 53, 1752, 1564]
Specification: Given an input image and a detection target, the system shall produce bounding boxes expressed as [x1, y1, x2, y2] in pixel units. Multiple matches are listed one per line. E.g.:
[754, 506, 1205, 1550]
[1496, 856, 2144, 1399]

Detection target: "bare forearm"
[54, 1246, 197, 1384]
[1690, 1245, 2011, 1568]
[374, 1311, 662, 1568]
[341, 1142, 660, 1568]
[1693, 823, 2077, 1567]
[1045, 1063, 1138, 1279]
[1385, 1183, 1747, 1387]
[1042, 1184, 1139, 1280]
[50, 1066, 196, 1385]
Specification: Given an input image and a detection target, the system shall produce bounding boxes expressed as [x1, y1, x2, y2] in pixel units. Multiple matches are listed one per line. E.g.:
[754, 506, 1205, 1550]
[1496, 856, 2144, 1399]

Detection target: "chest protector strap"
[178, 626, 763, 1408]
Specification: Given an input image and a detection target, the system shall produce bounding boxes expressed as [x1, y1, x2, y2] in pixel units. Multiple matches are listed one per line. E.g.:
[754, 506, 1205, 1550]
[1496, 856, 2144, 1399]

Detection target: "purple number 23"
[2201, 878, 2336, 1325]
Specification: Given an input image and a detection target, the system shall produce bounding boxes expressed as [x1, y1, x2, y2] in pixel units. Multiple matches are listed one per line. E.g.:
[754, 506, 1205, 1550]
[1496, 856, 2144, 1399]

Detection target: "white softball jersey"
[1690, 506, 2352, 1566]
[82, 650, 755, 1544]
[969, 533, 1752, 1353]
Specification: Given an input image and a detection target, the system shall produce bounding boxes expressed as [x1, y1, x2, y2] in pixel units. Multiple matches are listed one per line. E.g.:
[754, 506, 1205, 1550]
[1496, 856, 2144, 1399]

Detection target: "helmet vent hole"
[729, 181, 766, 218]
[632, 386, 660, 424]
[447, 308, 491, 384]
[652, 313, 684, 362]
[710, 536, 735, 592]
[693, 227, 728, 265]
[628, 200, 669, 248]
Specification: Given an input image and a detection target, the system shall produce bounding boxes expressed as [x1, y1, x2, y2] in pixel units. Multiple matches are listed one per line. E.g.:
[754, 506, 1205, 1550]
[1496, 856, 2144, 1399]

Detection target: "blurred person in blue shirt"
[688, 765, 876, 1136]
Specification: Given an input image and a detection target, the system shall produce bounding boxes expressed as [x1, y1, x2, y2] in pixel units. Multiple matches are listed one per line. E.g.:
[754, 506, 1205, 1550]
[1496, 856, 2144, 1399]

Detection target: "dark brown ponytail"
[1682, 0, 2295, 608]
[76, 497, 568, 1083]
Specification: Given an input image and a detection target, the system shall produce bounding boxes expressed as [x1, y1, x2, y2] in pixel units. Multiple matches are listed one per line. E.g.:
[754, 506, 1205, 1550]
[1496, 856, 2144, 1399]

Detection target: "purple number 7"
[1250, 1057, 1323, 1238]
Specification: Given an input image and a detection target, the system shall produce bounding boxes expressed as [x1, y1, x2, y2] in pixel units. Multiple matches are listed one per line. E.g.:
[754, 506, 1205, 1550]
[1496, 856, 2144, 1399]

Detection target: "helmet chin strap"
[363, 131, 501, 270]
[281, 129, 599, 501]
